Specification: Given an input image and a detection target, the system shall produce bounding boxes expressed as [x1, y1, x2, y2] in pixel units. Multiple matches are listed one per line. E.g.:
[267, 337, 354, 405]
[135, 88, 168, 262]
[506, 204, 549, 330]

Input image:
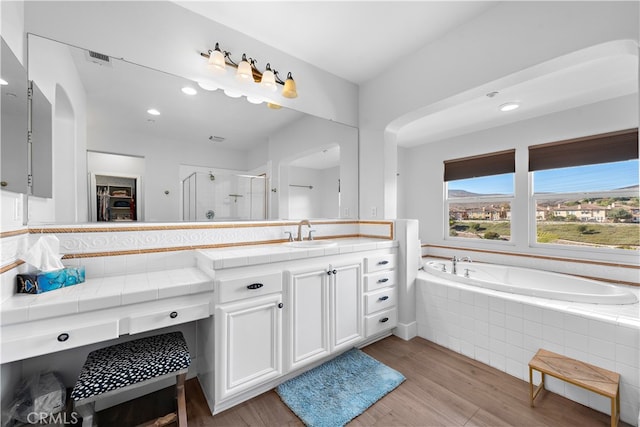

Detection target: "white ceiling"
[175, 1, 638, 147]
[175, 1, 499, 84]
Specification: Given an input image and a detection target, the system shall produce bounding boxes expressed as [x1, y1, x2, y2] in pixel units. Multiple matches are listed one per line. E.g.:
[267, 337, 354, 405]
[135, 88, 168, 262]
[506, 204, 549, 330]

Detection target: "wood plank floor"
[98, 336, 630, 426]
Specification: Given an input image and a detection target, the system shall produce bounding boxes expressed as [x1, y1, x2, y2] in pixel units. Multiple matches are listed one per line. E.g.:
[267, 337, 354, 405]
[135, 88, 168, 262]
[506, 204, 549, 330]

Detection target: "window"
[445, 150, 515, 241]
[530, 129, 639, 251]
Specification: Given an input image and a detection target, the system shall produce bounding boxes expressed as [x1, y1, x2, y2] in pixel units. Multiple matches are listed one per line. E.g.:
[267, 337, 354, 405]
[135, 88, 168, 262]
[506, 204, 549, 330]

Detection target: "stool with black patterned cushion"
[71, 331, 191, 427]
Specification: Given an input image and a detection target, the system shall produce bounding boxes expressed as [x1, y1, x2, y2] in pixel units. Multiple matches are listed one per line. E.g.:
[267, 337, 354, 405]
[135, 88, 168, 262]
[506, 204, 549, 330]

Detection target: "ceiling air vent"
[209, 135, 226, 143]
[85, 50, 112, 67]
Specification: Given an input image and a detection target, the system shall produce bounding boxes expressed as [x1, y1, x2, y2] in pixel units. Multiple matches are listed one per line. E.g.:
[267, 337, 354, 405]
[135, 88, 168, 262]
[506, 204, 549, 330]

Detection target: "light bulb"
[236, 54, 253, 83]
[282, 72, 298, 99]
[208, 44, 226, 75]
[260, 64, 277, 92]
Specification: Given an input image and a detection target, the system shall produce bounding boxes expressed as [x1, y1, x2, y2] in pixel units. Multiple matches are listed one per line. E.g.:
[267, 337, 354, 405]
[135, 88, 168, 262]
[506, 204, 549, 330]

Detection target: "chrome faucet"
[296, 219, 311, 241]
[451, 256, 472, 275]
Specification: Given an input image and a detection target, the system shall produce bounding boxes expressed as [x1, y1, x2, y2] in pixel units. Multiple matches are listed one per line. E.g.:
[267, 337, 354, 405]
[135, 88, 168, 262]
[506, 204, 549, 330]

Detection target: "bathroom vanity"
[0, 236, 398, 416]
[194, 238, 398, 414]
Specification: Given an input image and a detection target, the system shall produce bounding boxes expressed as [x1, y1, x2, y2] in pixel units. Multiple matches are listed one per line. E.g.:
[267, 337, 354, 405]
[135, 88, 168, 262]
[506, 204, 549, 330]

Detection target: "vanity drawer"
[1, 320, 119, 364]
[217, 271, 282, 303]
[364, 254, 396, 274]
[365, 308, 397, 337]
[364, 270, 397, 292]
[365, 287, 397, 315]
[128, 302, 210, 335]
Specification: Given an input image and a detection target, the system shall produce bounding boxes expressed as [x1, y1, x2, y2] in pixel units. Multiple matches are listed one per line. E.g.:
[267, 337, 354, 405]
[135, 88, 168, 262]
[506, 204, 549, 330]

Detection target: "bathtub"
[422, 260, 638, 305]
[416, 261, 640, 425]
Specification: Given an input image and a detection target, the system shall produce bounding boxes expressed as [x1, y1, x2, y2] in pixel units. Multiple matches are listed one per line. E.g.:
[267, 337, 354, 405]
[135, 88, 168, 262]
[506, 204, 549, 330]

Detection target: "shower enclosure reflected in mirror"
[182, 170, 267, 221]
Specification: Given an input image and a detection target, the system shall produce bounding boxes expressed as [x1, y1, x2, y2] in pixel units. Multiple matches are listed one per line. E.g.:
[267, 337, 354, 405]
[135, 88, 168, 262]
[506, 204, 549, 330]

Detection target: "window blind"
[529, 128, 638, 172]
[444, 149, 515, 182]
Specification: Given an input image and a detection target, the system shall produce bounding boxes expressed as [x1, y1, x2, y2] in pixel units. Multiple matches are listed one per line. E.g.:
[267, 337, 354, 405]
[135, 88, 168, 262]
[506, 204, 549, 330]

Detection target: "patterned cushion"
[71, 331, 191, 401]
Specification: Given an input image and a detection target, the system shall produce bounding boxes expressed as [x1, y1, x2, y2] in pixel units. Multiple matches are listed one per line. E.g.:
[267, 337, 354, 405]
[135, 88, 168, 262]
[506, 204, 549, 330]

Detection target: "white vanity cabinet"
[214, 293, 283, 402]
[285, 260, 362, 371]
[363, 254, 398, 337]
[197, 268, 284, 411]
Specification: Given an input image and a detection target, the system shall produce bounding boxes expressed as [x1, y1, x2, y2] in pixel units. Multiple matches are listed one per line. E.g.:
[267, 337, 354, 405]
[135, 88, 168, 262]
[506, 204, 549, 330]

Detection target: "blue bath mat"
[276, 348, 405, 427]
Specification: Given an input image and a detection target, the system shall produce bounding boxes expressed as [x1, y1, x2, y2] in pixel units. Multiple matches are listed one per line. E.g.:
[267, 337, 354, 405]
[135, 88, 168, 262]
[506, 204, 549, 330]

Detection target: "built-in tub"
[422, 260, 638, 305]
[416, 261, 640, 425]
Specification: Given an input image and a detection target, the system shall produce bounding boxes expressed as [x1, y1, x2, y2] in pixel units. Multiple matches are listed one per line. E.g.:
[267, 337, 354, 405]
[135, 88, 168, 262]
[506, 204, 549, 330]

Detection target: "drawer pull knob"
[57, 333, 69, 342]
[247, 283, 264, 290]
[377, 260, 389, 265]
[378, 296, 389, 301]
[377, 278, 389, 283]
[379, 317, 389, 323]
[170, 311, 178, 319]
[278, 303, 284, 309]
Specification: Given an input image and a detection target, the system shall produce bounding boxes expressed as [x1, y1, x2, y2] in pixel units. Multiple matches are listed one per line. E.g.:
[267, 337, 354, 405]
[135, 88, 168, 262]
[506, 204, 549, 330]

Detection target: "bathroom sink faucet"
[296, 219, 312, 241]
[451, 256, 472, 275]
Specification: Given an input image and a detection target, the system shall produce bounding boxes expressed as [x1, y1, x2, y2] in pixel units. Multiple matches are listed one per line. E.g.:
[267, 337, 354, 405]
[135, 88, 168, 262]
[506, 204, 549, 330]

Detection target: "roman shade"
[444, 149, 515, 181]
[529, 128, 639, 172]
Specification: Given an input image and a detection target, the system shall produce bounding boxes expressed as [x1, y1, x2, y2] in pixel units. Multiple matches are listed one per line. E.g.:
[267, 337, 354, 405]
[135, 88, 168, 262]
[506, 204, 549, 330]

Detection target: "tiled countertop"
[1, 267, 213, 326]
[1, 238, 396, 327]
[196, 237, 397, 270]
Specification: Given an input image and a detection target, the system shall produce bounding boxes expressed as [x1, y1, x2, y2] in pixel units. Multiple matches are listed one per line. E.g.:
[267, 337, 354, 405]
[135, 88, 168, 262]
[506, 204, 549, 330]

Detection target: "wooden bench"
[529, 348, 620, 427]
[71, 332, 191, 427]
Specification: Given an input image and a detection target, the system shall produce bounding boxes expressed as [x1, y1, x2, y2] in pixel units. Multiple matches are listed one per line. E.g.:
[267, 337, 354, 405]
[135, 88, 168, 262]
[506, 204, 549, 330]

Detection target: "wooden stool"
[529, 348, 620, 427]
[71, 331, 191, 427]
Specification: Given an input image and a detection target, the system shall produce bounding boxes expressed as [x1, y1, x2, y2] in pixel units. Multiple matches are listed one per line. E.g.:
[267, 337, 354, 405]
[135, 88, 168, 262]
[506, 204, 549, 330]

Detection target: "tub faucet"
[451, 256, 472, 275]
[296, 219, 311, 241]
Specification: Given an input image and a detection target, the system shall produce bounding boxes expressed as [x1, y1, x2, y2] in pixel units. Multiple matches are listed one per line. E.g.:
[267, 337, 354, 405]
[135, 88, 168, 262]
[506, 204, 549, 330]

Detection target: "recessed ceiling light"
[0, 78, 8, 86]
[147, 108, 161, 116]
[181, 86, 197, 95]
[499, 102, 520, 112]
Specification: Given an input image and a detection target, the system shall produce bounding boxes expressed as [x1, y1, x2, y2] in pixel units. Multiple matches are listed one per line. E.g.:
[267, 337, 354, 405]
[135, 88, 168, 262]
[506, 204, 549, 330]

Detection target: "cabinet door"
[331, 262, 363, 352]
[287, 268, 330, 371]
[216, 294, 282, 401]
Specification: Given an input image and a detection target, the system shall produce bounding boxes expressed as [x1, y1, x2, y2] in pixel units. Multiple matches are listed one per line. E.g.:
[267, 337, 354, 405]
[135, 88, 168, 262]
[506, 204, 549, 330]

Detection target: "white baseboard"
[393, 322, 417, 341]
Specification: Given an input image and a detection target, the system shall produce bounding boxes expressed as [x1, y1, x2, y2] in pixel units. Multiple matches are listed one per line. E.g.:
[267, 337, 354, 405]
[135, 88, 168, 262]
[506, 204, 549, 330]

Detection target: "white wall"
[402, 94, 639, 269]
[360, 1, 640, 220]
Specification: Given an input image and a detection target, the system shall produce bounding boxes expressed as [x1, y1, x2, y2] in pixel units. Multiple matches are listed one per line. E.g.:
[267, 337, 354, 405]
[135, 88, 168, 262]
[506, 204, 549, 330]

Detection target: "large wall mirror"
[1, 37, 28, 194]
[26, 34, 359, 224]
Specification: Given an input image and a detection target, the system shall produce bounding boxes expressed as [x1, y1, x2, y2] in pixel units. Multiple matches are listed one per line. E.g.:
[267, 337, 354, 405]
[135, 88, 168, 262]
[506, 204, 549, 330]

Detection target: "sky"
[449, 159, 639, 195]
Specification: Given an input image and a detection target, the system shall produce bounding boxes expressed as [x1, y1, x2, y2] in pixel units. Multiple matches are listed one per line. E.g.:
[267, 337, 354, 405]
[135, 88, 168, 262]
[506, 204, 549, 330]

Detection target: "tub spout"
[452, 256, 472, 275]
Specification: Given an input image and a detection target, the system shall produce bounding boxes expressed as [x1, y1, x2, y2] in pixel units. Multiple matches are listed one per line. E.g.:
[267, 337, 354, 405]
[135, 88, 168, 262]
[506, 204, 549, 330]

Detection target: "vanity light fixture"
[499, 102, 520, 112]
[147, 108, 161, 115]
[200, 43, 298, 102]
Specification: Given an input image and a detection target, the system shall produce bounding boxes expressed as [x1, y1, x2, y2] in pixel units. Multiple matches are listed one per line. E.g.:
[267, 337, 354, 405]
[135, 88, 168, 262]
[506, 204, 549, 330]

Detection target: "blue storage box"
[16, 266, 86, 294]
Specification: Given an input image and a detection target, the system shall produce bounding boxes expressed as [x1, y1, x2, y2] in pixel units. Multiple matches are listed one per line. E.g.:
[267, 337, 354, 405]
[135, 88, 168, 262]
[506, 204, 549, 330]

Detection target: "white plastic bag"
[6, 371, 66, 424]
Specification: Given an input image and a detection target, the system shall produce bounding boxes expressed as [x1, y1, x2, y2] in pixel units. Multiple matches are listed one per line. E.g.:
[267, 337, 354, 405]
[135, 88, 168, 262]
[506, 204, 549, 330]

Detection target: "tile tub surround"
[416, 270, 640, 425]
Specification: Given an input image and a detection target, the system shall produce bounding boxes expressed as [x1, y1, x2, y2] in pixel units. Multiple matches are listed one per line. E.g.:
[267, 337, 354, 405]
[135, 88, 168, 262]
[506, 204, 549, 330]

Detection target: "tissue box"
[16, 266, 85, 294]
